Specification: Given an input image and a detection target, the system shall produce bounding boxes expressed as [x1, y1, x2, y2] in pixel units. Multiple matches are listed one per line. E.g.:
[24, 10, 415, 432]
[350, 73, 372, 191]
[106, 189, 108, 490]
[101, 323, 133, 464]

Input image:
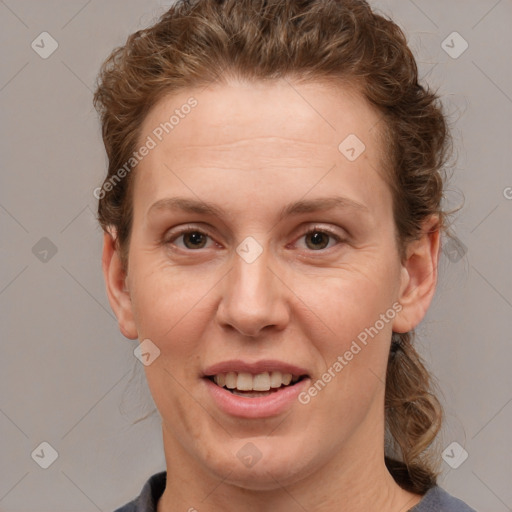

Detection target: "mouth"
[202, 360, 311, 417]
[206, 371, 309, 398]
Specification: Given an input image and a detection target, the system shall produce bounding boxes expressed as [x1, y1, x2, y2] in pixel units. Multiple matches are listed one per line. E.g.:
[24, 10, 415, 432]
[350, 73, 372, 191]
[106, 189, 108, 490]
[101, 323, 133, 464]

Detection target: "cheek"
[129, 252, 216, 342]
[293, 259, 400, 350]
[292, 256, 400, 410]
[130, 262, 211, 433]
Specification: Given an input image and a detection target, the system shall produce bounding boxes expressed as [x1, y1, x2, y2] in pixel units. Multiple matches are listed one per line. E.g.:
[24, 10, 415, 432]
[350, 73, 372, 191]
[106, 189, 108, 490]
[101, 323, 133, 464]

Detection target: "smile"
[202, 360, 311, 418]
[208, 371, 307, 397]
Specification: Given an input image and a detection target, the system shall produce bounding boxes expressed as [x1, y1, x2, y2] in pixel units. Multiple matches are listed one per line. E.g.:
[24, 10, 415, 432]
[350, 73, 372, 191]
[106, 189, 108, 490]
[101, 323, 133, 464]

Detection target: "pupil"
[307, 231, 328, 250]
[185, 232, 206, 249]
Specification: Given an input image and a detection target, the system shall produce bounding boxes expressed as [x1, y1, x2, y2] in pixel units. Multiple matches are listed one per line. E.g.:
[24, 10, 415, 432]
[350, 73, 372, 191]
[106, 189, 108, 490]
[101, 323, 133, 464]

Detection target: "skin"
[103, 79, 440, 512]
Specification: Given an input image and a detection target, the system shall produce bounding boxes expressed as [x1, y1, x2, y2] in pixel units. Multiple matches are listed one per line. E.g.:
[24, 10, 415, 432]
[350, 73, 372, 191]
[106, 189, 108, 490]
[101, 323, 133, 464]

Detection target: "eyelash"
[163, 225, 346, 253]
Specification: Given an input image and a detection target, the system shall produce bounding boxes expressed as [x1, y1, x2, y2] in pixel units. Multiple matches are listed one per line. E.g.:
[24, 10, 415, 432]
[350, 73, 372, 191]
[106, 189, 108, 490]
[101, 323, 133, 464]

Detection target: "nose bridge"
[217, 238, 288, 336]
[235, 246, 272, 304]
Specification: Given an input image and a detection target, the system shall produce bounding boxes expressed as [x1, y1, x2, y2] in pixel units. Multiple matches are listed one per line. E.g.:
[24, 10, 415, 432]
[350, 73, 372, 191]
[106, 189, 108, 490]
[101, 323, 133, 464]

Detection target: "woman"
[93, 0, 476, 510]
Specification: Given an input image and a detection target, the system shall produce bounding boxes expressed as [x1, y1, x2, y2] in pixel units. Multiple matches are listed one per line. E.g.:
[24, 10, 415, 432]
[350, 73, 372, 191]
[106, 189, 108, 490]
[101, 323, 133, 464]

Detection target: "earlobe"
[102, 230, 139, 340]
[392, 215, 441, 334]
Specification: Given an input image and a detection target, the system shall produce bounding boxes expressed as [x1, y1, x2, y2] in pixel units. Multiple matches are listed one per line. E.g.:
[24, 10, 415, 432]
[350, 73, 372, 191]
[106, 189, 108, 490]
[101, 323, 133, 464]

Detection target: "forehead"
[140, 79, 382, 153]
[132, 79, 390, 219]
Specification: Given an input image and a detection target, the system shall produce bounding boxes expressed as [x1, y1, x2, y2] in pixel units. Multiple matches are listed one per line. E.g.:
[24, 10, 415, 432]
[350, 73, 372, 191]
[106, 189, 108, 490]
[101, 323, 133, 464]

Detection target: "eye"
[296, 226, 345, 251]
[164, 227, 216, 250]
[163, 225, 346, 253]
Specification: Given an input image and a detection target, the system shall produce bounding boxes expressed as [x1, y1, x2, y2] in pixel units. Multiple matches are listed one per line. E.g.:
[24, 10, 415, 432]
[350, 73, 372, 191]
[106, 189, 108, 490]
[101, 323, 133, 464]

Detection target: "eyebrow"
[147, 196, 370, 221]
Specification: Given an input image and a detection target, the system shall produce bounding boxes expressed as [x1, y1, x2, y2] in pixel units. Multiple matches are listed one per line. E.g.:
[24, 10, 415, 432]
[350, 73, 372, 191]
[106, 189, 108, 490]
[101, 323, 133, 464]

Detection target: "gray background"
[1, 0, 511, 511]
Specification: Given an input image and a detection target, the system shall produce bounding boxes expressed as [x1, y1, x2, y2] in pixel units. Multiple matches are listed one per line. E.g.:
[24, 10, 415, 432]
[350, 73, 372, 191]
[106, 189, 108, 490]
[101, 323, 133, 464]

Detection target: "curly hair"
[93, 0, 456, 495]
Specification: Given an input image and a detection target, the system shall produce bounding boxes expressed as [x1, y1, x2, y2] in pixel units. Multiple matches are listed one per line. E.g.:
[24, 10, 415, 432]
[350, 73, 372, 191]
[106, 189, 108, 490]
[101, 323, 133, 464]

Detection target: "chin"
[223, 466, 306, 492]
[203, 440, 320, 491]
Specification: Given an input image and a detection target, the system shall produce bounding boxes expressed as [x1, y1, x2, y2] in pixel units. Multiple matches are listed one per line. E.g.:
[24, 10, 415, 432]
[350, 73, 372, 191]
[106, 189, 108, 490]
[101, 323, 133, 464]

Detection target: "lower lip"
[204, 377, 310, 419]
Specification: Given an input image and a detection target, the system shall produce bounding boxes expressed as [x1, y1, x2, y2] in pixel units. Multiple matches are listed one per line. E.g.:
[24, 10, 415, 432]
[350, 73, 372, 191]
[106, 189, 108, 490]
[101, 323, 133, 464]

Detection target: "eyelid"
[163, 223, 347, 251]
[300, 224, 345, 240]
[163, 224, 218, 247]
[292, 224, 347, 251]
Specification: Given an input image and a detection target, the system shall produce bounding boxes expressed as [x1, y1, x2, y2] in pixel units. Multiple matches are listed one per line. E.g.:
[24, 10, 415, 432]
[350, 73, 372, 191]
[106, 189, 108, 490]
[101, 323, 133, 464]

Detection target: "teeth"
[212, 371, 300, 391]
[270, 371, 283, 388]
[215, 373, 226, 387]
[282, 373, 292, 385]
[237, 372, 253, 391]
[253, 372, 270, 391]
[225, 372, 237, 389]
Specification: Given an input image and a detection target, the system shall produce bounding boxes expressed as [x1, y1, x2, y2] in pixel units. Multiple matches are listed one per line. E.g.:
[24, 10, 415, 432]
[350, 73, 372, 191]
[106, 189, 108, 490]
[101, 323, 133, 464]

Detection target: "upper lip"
[202, 359, 310, 377]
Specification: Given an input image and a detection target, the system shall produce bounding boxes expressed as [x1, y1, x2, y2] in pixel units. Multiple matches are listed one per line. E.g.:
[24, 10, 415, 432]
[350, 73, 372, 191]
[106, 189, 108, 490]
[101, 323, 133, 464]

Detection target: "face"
[104, 79, 438, 490]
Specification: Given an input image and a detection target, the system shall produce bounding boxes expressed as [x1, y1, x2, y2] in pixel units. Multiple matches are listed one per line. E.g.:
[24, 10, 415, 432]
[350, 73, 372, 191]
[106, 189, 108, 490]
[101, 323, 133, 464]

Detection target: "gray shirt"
[114, 472, 477, 511]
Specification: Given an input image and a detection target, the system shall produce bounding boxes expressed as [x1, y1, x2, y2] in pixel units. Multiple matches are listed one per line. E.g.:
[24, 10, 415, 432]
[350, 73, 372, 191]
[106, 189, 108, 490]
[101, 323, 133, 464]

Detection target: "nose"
[216, 244, 290, 338]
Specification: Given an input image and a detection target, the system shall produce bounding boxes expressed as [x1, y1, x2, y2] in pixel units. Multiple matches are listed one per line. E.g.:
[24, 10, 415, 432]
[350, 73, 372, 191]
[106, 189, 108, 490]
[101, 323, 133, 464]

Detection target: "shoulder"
[113, 472, 167, 512]
[411, 485, 477, 512]
[113, 475, 476, 512]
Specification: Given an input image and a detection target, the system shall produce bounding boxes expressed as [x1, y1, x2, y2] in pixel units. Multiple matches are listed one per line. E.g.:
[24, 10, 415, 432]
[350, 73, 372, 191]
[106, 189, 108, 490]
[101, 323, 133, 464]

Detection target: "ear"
[392, 215, 441, 333]
[102, 229, 138, 340]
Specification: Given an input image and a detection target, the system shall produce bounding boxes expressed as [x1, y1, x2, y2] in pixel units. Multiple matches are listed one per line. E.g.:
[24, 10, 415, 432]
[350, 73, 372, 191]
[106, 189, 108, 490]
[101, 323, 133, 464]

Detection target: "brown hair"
[93, 0, 455, 495]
